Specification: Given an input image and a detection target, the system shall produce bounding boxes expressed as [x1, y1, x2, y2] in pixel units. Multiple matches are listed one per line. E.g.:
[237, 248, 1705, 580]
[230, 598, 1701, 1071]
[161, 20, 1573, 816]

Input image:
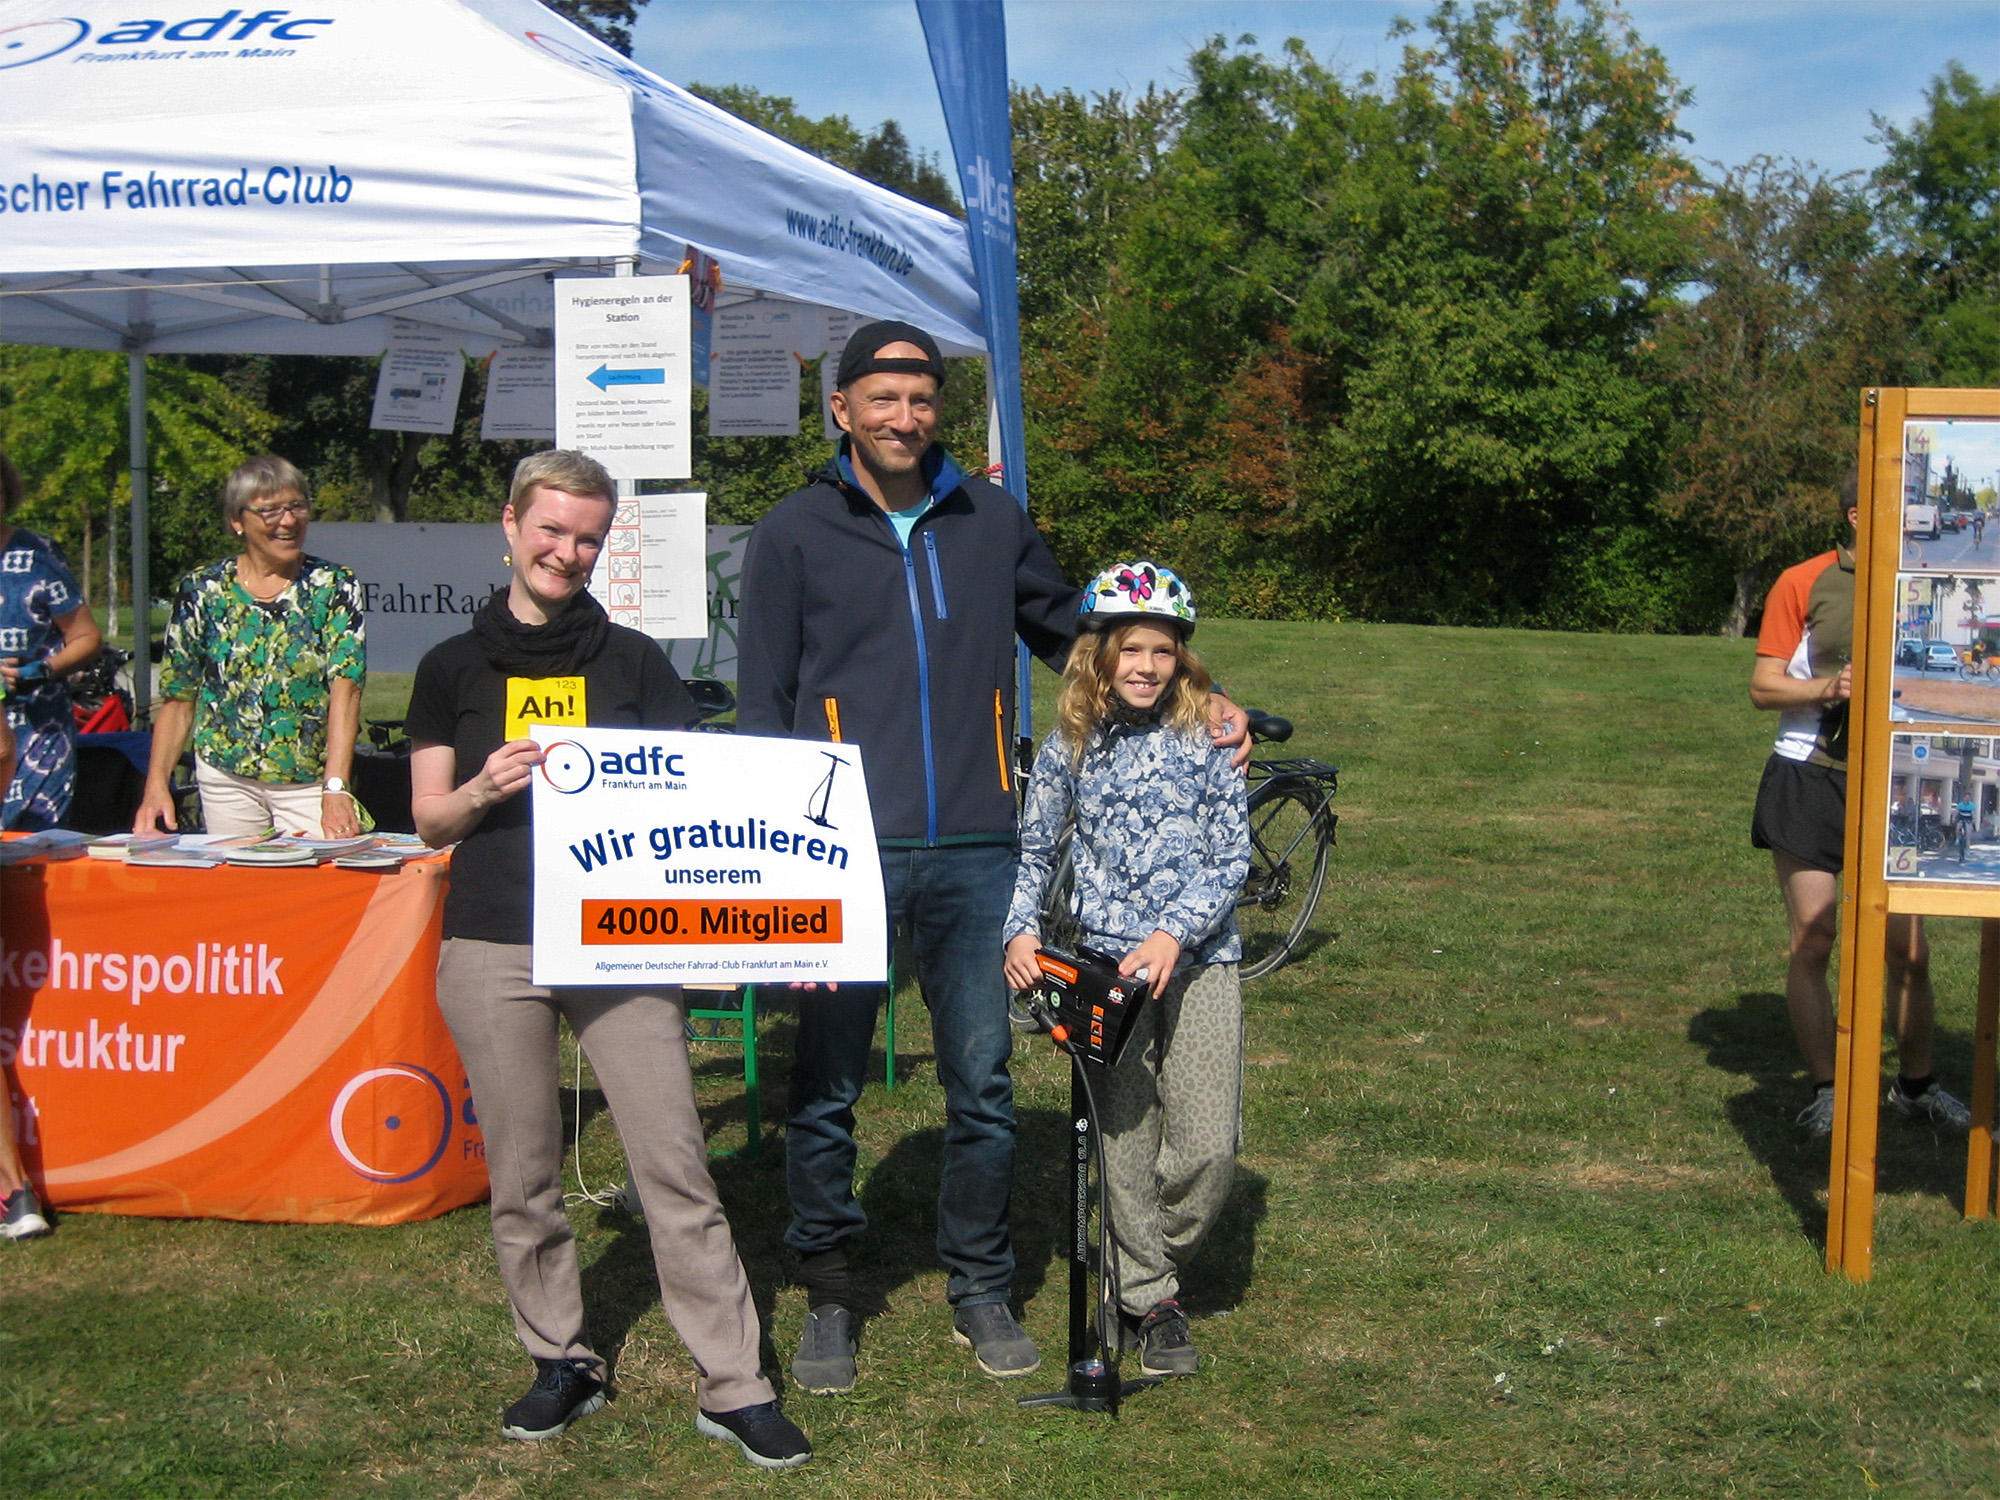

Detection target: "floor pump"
[1013, 947, 1161, 1415]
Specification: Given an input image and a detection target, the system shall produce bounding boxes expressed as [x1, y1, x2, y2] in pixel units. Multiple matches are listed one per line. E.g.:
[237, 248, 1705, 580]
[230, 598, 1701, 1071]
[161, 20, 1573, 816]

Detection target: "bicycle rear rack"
[1248, 756, 1340, 787]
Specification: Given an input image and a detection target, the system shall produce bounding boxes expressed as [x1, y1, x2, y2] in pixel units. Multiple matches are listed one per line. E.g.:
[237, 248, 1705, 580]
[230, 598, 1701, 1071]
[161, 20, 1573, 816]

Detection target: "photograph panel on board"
[1885, 733, 2000, 883]
[1889, 572, 2000, 727]
[1897, 417, 2000, 572]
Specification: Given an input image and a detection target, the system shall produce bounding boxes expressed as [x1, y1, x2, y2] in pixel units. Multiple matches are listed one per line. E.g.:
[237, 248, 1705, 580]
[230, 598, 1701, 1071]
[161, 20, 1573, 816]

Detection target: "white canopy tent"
[0, 0, 986, 712]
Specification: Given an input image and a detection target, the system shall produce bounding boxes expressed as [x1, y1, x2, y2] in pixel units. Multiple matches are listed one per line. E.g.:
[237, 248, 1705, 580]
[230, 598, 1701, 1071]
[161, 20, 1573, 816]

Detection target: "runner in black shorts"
[1750, 477, 1968, 1137]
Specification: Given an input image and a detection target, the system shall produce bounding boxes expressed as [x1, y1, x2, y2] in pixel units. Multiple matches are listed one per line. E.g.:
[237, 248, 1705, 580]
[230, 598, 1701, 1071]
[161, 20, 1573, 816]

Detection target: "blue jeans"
[785, 842, 1019, 1307]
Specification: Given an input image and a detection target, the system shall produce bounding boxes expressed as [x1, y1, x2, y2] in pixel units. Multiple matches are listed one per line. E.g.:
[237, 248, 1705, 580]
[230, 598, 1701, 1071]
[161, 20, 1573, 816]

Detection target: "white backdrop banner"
[310, 520, 750, 676]
[529, 726, 886, 986]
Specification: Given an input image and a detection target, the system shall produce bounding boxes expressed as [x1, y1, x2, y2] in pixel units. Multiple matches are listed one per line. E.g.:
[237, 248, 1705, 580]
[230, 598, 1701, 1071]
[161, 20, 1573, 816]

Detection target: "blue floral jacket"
[1007, 715, 1251, 966]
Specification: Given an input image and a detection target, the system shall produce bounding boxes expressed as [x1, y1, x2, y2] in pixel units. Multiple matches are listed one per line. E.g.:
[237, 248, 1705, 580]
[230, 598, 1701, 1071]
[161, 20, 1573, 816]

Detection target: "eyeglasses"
[246, 500, 311, 523]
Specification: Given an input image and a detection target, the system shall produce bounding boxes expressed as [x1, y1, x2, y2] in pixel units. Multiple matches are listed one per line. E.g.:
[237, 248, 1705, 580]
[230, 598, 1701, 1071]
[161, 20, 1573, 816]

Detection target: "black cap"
[835, 319, 946, 390]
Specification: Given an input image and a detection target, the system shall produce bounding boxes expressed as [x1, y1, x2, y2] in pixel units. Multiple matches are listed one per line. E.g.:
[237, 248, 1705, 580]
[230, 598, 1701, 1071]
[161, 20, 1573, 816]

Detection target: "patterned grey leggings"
[1096, 961, 1243, 1316]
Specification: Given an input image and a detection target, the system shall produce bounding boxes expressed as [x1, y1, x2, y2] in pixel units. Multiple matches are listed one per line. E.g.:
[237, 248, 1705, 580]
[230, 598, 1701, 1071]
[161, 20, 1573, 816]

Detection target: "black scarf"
[472, 586, 610, 676]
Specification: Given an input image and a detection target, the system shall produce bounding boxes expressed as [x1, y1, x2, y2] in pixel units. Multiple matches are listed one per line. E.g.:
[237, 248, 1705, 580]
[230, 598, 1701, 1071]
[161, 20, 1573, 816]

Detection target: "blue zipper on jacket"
[923, 531, 949, 619]
[899, 535, 941, 843]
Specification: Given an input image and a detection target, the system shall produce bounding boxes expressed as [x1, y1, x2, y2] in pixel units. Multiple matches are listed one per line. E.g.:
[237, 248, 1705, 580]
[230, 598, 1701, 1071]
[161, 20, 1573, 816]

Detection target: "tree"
[1012, 84, 1180, 329]
[1021, 1, 1717, 627]
[1874, 62, 2000, 384]
[1653, 160, 1919, 633]
[544, 0, 643, 56]
[687, 84, 960, 214]
[0, 348, 275, 610]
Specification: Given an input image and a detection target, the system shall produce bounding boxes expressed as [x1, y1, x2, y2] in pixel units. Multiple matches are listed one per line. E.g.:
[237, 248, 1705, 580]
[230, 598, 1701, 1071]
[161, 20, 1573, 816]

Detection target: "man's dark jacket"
[736, 445, 1078, 845]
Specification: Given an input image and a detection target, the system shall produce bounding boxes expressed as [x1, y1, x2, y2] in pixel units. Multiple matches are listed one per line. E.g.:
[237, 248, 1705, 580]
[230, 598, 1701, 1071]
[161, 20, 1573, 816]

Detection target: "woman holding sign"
[405, 450, 811, 1470]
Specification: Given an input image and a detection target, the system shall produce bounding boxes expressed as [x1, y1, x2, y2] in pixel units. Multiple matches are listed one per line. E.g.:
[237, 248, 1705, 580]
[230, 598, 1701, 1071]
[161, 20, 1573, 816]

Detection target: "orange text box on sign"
[580, 899, 843, 945]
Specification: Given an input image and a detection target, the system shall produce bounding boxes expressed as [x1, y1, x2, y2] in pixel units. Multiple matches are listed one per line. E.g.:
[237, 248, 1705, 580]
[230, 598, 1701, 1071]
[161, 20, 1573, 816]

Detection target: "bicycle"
[1958, 655, 2000, 683]
[1036, 708, 1339, 982]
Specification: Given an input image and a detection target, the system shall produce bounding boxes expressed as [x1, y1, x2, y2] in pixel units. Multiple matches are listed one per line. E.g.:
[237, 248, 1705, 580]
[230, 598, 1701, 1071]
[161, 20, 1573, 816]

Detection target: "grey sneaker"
[1886, 1081, 1973, 1130]
[1136, 1299, 1198, 1377]
[950, 1302, 1041, 1378]
[1796, 1087, 1836, 1138]
[0, 1186, 50, 1241]
[790, 1306, 857, 1394]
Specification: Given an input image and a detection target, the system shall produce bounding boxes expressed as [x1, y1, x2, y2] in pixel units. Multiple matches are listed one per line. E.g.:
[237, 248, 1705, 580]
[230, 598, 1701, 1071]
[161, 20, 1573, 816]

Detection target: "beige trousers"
[194, 757, 327, 837]
[436, 938, 773, 1411]
[1098, 961, 1243, 1316]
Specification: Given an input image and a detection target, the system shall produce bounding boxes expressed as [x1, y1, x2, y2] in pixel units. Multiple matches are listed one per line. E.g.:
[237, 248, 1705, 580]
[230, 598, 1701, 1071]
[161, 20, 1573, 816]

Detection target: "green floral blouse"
[160, 555, 366, 784]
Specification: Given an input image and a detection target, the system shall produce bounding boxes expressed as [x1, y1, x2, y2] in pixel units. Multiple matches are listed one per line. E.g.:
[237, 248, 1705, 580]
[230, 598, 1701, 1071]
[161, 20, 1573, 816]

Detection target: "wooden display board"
[1829, 386, 2000, 1279]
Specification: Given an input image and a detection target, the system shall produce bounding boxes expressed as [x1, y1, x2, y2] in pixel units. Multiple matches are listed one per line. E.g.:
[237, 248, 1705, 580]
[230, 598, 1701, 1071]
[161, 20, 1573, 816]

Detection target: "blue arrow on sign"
[587, 364, 667, 391]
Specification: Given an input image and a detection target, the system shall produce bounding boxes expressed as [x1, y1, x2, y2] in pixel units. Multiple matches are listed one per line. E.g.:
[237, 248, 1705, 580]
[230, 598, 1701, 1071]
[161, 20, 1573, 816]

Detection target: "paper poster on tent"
[554, 277, 692, 479]
[480, 350, 557, 440]
[586, 493, 708, 640]
[820, 308, 860, 439]
[707, 302, 816, 436]
[370, 321, 467, 435]
[529, 726, 886, 986]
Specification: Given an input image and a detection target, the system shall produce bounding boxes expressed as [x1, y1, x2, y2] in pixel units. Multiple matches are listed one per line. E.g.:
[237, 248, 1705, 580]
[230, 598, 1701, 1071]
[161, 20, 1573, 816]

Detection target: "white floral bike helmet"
[1079, 560, 1197, 638]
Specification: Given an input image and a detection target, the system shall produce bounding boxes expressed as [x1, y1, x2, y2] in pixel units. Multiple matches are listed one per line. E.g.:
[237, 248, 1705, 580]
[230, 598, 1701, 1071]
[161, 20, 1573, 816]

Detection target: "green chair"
[626, 975, 899, 1217]
[685, 984, 761, 1159]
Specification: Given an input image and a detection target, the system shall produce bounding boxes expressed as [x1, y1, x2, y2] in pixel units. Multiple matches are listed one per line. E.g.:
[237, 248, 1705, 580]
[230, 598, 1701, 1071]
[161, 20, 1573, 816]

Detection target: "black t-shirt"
[405, 625, 700, 943]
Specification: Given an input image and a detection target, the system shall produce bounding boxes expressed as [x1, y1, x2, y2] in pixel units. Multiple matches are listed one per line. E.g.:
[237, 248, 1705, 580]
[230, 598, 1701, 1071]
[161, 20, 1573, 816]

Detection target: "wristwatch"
[323, 777, 348, 795]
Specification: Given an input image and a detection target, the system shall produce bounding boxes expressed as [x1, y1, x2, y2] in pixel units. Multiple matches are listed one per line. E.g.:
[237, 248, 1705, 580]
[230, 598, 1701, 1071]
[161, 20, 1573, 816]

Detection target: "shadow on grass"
[1689, 990, 1976, 1246]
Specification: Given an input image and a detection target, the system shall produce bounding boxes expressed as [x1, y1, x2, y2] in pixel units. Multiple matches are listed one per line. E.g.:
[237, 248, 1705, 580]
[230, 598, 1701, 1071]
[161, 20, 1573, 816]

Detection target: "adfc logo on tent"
[0, 10, 337, 70]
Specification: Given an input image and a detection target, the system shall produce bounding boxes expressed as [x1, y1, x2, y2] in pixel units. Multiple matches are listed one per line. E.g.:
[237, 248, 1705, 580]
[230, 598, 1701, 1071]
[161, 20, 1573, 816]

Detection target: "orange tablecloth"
[0, 856, 488, 1224]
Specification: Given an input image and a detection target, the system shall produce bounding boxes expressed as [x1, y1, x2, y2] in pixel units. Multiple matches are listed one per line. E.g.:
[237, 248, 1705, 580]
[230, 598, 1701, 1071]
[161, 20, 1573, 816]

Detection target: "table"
[0, 855, 487, 1225]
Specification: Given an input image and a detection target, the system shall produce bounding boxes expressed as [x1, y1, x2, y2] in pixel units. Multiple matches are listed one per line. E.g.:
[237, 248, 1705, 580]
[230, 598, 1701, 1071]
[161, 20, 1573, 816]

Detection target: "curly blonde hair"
[1053, 619, 1212, 766]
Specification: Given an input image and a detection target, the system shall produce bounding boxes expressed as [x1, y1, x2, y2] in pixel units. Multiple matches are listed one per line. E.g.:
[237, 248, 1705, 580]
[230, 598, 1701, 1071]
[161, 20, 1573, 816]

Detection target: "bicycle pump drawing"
[1884, 734, 2000, 883]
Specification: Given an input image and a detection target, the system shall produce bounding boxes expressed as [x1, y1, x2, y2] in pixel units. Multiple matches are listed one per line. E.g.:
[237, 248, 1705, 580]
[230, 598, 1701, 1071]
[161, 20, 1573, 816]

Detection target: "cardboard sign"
[530, 727, 885, 987]
[505, 676, 587, 740]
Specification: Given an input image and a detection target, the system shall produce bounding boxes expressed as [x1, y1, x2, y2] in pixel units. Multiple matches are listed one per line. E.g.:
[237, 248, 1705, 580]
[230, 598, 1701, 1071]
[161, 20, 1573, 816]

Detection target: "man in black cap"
[737, 320, 1243, 1393]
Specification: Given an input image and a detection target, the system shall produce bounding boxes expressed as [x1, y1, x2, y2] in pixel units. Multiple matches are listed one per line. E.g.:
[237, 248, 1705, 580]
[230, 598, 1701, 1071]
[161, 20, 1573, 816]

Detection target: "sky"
[633, 0, 1999, 187]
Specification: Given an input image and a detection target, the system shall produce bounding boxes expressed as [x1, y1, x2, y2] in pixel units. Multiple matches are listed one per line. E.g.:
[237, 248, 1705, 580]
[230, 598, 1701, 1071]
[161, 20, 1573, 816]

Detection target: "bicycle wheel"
[1038, 824, 1085, 955]
[1236, 780, 1333, 979]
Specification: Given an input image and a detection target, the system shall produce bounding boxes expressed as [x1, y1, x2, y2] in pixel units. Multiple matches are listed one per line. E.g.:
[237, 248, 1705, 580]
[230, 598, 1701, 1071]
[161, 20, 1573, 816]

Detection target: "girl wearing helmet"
[1002, 561, 1250, 1378]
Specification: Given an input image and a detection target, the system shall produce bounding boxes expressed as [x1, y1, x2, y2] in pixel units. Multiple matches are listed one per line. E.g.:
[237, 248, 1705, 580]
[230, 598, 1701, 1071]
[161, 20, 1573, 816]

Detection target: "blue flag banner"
[917, 0, 1035, 736]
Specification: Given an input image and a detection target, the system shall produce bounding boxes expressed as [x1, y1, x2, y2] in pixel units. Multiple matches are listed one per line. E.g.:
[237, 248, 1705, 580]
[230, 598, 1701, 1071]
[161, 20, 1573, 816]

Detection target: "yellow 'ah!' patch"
[505, 676, 587, 740]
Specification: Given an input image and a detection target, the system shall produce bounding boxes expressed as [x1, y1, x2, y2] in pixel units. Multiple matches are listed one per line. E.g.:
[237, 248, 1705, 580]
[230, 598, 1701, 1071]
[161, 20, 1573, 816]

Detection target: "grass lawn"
[9, 620, 2000, 1497]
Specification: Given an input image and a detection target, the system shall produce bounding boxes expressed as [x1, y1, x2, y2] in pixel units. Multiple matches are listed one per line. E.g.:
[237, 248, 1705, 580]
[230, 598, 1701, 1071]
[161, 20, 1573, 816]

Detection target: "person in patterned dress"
[0, 450, 103, 831]
[132, 456, 366, 839]
[1003, 561, 1250, 1380]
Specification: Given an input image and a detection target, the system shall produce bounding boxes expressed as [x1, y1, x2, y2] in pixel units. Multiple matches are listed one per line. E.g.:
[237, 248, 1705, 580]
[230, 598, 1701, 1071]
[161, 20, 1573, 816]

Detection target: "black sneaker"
[1136, 1299, 1198, 1377]
[791, 1305, 857, 1394]
[1, 1186, 50, 1241]
[696, 1400, 813, 1470]
[501, 1358, 608, 1441]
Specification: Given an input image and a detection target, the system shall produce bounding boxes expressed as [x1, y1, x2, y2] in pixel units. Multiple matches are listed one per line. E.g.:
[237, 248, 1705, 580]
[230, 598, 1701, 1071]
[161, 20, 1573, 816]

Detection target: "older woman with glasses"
[133, 455, 367, 839]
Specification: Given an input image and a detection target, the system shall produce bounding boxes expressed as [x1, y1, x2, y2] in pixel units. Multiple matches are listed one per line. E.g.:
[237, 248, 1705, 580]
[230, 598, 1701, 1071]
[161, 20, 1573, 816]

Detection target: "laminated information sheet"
[587, 493, 708, 641]
[554, 277, 692, 479]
